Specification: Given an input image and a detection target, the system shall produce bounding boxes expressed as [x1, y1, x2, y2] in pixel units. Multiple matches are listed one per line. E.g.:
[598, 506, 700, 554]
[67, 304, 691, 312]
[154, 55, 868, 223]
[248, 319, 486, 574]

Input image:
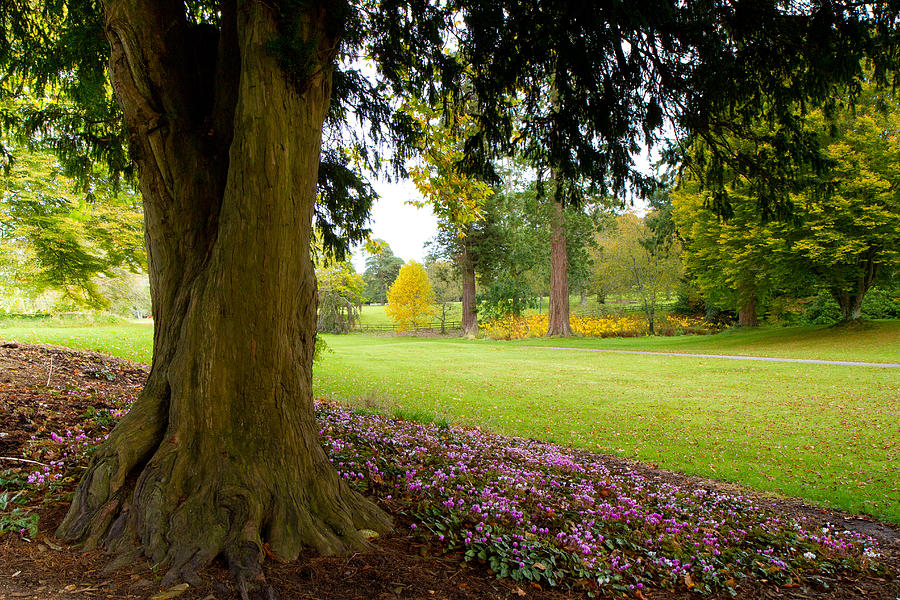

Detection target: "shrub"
[481, 313, 720, 340]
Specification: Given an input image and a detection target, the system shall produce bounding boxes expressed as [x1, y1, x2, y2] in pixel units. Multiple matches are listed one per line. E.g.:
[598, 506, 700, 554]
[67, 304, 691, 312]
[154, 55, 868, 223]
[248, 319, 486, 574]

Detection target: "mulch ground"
[0, 341, 898, 600]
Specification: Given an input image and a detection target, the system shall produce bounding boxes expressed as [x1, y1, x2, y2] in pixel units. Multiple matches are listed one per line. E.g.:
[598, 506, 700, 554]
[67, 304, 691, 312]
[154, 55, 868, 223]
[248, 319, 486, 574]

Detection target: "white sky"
[350, 178, 438, 272]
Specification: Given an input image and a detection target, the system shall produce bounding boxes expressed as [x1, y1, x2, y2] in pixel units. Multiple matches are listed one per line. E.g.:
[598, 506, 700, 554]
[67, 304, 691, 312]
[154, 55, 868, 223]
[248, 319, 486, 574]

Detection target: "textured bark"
[460, 241, 477, 335]
[57, 1, 391, 590]
[738, 294, 759, 327]
[547, 196, 573, 337]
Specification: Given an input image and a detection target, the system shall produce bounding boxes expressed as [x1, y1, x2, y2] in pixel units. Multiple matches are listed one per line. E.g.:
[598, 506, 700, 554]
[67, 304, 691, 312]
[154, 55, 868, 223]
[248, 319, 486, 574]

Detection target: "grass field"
[517, 319, 900, 363]
[2, 319, 898, 523]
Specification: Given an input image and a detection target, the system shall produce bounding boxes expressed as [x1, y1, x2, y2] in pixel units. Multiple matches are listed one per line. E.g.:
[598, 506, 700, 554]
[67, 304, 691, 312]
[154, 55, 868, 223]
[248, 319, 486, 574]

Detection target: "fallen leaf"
[514, 587, 526, 597]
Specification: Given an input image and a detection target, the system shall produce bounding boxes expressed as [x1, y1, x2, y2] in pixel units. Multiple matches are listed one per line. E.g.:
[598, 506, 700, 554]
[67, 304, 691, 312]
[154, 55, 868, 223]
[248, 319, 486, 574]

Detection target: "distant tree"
[475, 178, 602, 325]
[793, 84, 900, 321]
[386, 261, 436, 332]
[672, 179, 797, 326]
[474, 186, 546, 320]
[316, 259, 365, 334]
[0, 148, 145, 308]
[586, 213, 619, 305]
[425, 188, 524, 334]
[601, 213, 682, 334]
[424, 257, 460, 334]
[406, 97, 493, 335]
[363, 241, 404, 304]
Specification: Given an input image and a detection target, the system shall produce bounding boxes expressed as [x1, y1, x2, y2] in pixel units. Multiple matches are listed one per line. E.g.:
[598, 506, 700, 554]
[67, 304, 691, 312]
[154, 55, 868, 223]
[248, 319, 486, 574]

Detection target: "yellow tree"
[405, 97, 493, 335]
[386, 261, 436, 332]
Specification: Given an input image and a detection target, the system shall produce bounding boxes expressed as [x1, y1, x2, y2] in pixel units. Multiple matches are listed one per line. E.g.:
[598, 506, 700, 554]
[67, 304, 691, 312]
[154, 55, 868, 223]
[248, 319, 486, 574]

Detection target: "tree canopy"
[5, 1, 895, 215]
[0, 146, 144, 309]
[363, 240, 404, 304]
[673, 78, 900, 323]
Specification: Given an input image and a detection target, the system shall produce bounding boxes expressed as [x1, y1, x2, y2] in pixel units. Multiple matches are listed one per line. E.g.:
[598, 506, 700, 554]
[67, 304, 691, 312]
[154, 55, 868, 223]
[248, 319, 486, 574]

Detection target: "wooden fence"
[353, 321, 462, 334]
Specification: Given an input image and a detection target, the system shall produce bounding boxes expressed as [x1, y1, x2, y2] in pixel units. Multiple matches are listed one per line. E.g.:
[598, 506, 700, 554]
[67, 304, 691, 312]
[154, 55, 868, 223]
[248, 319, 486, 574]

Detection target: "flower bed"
[319, 403, 884, 595]
[10, 396, 890, 596]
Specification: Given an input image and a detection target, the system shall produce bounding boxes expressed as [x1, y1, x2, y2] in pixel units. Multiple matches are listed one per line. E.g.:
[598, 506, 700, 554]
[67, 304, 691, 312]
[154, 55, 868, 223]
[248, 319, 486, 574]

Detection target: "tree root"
[57, 384, 392, 592]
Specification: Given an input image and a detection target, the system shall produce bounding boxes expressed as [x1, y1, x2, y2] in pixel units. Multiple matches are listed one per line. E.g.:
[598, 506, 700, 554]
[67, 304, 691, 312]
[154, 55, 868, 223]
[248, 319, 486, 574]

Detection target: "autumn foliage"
[481, 313, 719, 340]
[386, 261, 436, 332]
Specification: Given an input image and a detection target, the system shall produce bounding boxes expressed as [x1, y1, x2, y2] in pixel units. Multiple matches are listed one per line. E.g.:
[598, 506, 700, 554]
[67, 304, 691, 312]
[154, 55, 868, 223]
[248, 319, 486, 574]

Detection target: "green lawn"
[2, 320, 897, 523]
[516, 319, 900, 363]
[317, 326, 900, 524]
[0, 321, 154, 363]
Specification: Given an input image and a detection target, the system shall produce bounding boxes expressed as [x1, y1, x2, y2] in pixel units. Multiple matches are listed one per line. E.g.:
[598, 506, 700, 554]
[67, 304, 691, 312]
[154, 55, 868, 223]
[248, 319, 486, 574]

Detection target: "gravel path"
[534, 346, 900, 367]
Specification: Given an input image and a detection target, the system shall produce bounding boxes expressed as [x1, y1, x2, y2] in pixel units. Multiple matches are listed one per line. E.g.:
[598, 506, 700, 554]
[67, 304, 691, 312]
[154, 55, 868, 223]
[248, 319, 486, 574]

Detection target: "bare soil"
[1, 342, 898, 600]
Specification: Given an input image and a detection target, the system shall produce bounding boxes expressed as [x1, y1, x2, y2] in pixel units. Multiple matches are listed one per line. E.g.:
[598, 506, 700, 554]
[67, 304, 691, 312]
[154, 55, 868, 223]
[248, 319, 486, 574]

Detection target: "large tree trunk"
[833, 291, 865, 321]
[831, 249, 878, 322]
[460, 240, 478, 335]
[547, 196, 573, 336]
[738, 293, 759, 327]
[57, 1, 390, 590]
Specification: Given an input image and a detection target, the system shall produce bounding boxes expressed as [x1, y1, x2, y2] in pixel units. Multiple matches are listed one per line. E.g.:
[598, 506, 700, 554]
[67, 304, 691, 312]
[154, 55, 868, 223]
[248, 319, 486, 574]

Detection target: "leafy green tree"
[673, 80, 900, 323]
[672, 179, 798, 326]
[385, 261, 435, 332]
[473, 179, 602, 327]
[2, 0, 893, 589]
[424, 256, 460, 334]
[0, 147, 144, 309]
[793, 85, 900, 321]
[598, 213, 682, 334]
[363, 241, 404, 304]
[474, 186, 546, 318]
[316, 259, 365, 333]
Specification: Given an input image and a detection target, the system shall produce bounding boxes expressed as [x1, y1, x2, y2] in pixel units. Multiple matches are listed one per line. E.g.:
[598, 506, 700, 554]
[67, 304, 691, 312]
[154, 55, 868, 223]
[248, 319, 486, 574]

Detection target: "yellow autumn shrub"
[481, 313, 718, 340]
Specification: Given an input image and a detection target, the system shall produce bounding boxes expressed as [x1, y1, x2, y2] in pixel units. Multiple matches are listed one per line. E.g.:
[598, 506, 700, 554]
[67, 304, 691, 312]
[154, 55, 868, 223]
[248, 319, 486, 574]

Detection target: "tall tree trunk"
[547, 196, 573, 336]
[460, 240, 477, 335]
[738, 292, 759, 327]
[57, 1, 390, 589]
